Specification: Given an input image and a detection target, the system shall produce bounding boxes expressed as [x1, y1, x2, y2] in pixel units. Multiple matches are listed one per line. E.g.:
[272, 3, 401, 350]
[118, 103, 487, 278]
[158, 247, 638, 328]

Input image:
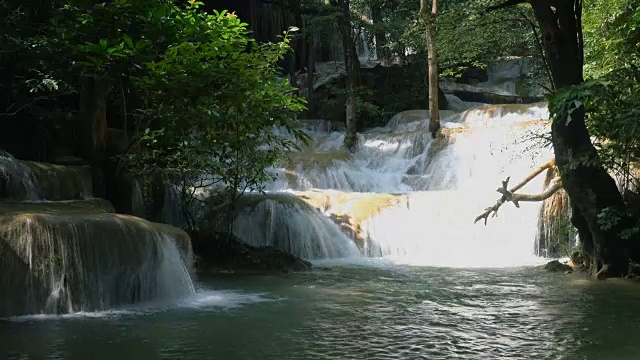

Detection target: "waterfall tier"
[0, 152, 196, 317]
[238, 102, 559, 266]
[0, 200, 195, 317]
[1, 152, 93, 201]
[230, 192, 360, 260]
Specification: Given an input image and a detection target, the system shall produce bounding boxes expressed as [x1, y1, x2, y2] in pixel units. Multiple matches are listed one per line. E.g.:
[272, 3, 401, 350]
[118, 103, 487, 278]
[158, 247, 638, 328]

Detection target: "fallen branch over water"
[474, 158, 562, 225]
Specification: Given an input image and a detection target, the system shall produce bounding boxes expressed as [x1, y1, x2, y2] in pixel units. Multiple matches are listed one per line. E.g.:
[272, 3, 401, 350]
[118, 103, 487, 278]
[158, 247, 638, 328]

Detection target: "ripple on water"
[279, 266, 584, 359]
[5, 266, 640, 360]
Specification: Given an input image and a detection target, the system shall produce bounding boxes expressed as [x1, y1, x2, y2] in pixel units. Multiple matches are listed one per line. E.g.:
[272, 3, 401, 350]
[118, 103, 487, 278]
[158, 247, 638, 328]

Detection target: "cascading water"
[241, 101, 555, 266]
[232, 193, 360, 259]
[0, 152, 39, 200]
[0, 153, 197, 317]
[0, 202, 196, 317]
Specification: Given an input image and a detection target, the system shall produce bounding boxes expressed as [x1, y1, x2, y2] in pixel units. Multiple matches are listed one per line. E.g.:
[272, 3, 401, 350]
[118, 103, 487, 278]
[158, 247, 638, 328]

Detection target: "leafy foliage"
[1, 0, 309, 228]
[130, 8, 309, 213]
[547, 1, 640, 245]
[549, 1, 640, 191]
[347, 0, 540, 76]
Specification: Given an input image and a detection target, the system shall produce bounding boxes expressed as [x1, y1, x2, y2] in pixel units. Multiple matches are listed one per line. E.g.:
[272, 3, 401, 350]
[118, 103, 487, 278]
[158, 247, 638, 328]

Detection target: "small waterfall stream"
[235, 102, 555, 266]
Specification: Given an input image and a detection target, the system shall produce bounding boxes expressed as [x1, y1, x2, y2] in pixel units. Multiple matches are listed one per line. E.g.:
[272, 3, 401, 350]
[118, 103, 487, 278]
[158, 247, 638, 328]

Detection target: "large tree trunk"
[528, 0, 633, 277]
[421, 0, 440, 138]
[336, 0, 358, 151]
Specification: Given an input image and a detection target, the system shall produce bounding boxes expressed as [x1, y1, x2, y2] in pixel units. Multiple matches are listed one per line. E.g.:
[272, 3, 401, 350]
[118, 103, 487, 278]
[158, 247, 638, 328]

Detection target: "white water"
[2, 289, 275, 322]
[0, 150, 198, 317]
[0, 152, 39, 200]
[0, 211, 197, 316]
[232, 193, 360, 259]
[242, 102, 553, 267]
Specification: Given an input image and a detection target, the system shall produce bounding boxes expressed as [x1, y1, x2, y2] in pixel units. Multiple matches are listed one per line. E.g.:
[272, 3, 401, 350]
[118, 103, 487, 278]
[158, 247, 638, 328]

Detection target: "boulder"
[544, 260, 573, 273]
[440, 81, 542, 104]
[191, 231, 312, 274]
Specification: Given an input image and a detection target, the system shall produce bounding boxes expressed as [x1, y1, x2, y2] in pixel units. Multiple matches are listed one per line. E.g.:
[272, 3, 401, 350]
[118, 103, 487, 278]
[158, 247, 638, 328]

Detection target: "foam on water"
[1, 289, 277, 322]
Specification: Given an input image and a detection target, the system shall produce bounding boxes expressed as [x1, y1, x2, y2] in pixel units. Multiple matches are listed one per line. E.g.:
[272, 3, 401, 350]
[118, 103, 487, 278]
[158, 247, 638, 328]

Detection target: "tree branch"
[517, 9, 555, 90]
[474, 158, 560, 225]
[0, 95, 61, 116]
[485, 0, 529, 13]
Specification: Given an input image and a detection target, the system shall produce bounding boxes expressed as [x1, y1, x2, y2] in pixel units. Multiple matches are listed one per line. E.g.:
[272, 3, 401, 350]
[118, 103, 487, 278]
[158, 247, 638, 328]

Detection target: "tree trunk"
[306, 24, 315, 113]
[371, 6, 389, 64]
[337, 0, 358, 151]
[421, 0, 440, 138]
[288, 37, 298, 90]
[78, 75, 109, 198]
[371, 6, 390, 64]
[79, 75, 108, 165]
[529, 0, 634, 277]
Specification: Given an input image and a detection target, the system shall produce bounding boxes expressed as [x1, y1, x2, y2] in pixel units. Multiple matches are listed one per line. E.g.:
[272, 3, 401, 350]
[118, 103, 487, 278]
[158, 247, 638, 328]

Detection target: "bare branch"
[474, 158, 560, 225]
[0, 95, 59, 116]
[509, 158, 556, 192]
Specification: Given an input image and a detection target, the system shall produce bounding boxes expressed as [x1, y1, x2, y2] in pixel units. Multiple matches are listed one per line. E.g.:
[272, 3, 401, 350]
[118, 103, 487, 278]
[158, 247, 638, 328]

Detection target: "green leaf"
[123, 34, 134, 49]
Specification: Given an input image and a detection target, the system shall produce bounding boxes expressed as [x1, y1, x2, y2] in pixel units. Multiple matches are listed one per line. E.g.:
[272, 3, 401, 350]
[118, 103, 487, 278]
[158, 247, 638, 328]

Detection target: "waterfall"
[0, 152, 93, 201]
[0, 153, 197, 317]
[231, 193, 360, 260]
[0, 202, 195, 317]
[244, 102, 555, 266]
[0, 152, 39, 200]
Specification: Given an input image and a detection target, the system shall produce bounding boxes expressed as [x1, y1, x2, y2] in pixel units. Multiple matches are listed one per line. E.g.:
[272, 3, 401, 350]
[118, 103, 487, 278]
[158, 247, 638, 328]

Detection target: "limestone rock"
[0, 151, 92, 201]
[544, 260, 573, 273]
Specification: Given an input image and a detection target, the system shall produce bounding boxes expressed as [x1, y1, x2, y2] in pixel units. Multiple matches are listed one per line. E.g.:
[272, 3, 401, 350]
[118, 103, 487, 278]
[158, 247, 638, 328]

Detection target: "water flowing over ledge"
[0, 153, 197, 317]
[0, 201, 196, 317]
[234, 103, 556, 267]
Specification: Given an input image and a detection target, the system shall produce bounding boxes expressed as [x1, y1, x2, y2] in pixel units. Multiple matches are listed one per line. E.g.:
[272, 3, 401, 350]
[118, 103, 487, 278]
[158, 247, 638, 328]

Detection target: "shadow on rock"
[190, 230, 312, 275]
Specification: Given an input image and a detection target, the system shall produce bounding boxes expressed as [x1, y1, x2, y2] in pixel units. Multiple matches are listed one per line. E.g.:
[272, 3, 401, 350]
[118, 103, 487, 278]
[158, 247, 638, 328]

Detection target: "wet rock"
[544, 260, 573, 273]
[569, 249, 585, 269]
[440, 81, 542, 104]
[626, 263, 640, 280]
[191, 231, 312, 274]
[51, 156, 88, 167]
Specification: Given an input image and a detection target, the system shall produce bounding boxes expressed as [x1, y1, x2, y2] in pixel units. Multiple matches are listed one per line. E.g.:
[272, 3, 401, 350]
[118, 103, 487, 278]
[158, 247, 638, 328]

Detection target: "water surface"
[3, 261, 640, 359]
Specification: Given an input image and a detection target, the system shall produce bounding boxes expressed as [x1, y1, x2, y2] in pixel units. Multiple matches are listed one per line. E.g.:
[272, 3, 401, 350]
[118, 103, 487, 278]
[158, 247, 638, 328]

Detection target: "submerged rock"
[191, 231, 312, 274]
[544, 260, 573, 273]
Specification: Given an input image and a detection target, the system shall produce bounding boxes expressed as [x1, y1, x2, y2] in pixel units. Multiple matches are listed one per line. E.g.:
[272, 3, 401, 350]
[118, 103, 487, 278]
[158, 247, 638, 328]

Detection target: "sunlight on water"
[253, 103, 554, 267]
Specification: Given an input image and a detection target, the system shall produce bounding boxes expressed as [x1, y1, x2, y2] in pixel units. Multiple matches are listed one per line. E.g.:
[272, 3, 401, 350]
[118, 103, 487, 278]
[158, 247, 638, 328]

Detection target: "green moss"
[0, 198, 114, 216]
[23, 161, 93, 200]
